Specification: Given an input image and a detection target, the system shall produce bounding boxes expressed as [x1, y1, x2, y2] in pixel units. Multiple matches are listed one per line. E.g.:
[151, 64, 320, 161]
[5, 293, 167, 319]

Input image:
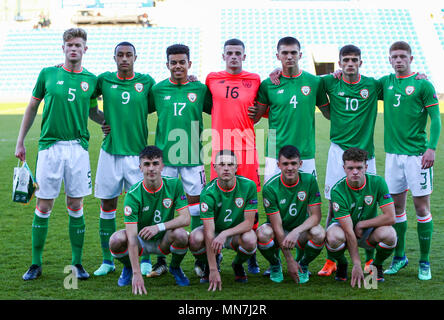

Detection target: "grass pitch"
[1, 102, 444, 302]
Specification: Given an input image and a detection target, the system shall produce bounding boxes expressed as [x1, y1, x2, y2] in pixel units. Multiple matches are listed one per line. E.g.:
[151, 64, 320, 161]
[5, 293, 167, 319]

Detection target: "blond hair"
[63, 28, 87, 43]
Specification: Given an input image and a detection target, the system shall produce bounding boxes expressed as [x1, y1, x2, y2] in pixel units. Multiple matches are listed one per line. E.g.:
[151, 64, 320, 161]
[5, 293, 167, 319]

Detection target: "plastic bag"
[12, 160, 37, 204]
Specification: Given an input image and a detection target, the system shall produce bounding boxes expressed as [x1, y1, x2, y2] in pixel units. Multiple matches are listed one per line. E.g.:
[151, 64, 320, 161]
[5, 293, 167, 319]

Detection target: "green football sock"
[170, 245, 188, 268]
[68, 212, 85, 265]
[393, 218, 408, 258]
[99, 215, 116, 263]
[365, 248, 375, 262]
[258, 243, 280, 266]
[115, 253, 131, 268]
[295, 246, 304, 262]
[374, 243, 395, 265]
[31, 211, 50, 266]
[417, 215, 433, 263]
[327, 244, 348, 265]
[192, 249, 208, 264]
[233, 246, 255, 265]
[299, 241, 323, 266]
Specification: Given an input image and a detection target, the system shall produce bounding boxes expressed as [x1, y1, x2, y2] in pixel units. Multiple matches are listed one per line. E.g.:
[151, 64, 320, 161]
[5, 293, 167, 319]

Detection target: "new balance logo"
[111, 85, 118, 89]
[277, 89, 284, 94]
[164, 96, 171, 100]
[338, 92, 345, 96]
[57, 81, 64, 85]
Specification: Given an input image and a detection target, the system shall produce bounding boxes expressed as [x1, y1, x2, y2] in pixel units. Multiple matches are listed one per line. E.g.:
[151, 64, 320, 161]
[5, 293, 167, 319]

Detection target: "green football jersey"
[320, 74, 382, 158]
[96, 72, 156, 156]
[331, 173, 394, 227]
[263, 172, 322, 231]
[257, 71, 329, 159]
[200, 176, 258, 234]
[32, 66, 98, 151]
[380, 73, 440, 155]
[123, 177, 189, 241]
[151, 79, 212, 166]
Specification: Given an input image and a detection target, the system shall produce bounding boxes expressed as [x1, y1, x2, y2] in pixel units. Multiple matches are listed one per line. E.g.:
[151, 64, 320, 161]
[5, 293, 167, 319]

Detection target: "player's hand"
[15, 142, 26, 162]
[187, 74, 198, 82]
[269, 68, 282, 85]
[132, 272, 147, 295]
[211, 233, 226, 254]
[415, 72, 428, 80]
[139, 225, 159, 241]
[287, 259, 302, 284]
[282, 230, 300, 249]
[421, 148, 435, 169]
[351, 264, 364, 288]
[354, 222, 364, 239]
[208, 270, 222, 292]
[331, 69, 343, 79]
[101, 121, 111, 137]
[247, 105, 258, 120]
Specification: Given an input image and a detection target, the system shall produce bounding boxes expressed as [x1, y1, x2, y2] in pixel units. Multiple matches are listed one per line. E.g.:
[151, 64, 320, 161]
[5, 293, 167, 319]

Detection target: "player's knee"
[381, 226, 397, 246]
[310, 225, 325, 244]
[256, 224, 273, 244]
[109, 230, 127, 253]
[171, 228, 189, 246]
[326, 229, 345, 248]
[240, 230, 257, 251]
[189, 227, 205, 250]
[36, 198, 54, 213]
[66, 196, 83, 211]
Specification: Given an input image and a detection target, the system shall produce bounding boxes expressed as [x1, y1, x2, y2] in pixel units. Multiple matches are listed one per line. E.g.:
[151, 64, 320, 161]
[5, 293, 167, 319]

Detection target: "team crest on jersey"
[242, 80, 252, 88]
[201, 202, 208, 212]
[162, 198, 173, 209]
[360, 89, 369, 99]
[135, 83, 144, 92]
[364, 195, 374, 206]
[80, 81, 89, 92]
[124, 206, 132, 216]
[235, 197, 244, 208]
[301, 86, 311, 96]
[405, 86, 415, 95]
[187, 92, 197, 102]
[332, 202, 340, 212]
[263, 198, 271, 208]
[298, 191, 307, 201]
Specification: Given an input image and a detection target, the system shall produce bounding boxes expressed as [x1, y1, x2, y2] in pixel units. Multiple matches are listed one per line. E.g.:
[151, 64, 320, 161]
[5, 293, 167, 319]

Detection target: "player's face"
[276, 44, 301, 69]
[278, 155, 302, 182]
[140, 157, 164, 182]
[223, 45, 245, 70]
[389, 49, 413, 75]
[114, 45, 137, 72]
[343, 160, 367, 186]
[63, 37, 87, 64]
[339, 54, 362, 77]
[214, 154, 238, 182]
[167, 53, 191, 82]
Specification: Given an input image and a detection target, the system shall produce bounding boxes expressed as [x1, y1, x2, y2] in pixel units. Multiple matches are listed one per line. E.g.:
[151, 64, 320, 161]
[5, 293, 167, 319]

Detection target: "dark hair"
[114, 41, 136, 55]
[389, 41, 411, 55]
[278, 145, 301, 161]
[224, 38, 245, 49]
[215, 149, 237, 162]
[166, 43, 190, 60]
[339, 44, 361, 58]
[342, 147, 368, 163]
[139, 146, 163, 160]
[277, 36, 301, 51]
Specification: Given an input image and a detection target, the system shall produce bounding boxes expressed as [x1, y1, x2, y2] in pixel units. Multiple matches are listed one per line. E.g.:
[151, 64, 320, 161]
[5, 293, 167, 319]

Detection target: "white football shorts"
[385, 153, 433, 197]
[94, 149, 142, 199]
[35, 140, 92, 199]
[264, 157, 317, 183]
[162, 165, 206, 196]
[324, 143, 376, 200]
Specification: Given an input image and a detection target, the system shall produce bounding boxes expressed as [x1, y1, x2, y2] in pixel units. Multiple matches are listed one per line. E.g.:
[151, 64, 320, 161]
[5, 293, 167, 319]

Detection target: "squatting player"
[380, 41, 441, 280]
[205, 38, 261, 274]
[93, 42, 156, 277]
[257, 145, 325, 284]
[326, 147, 397, 286]
[15, 28, 104, 280]
[189, 150, 258, 291]
[150, 43, 212, 276]
[109, 146, 191, 294]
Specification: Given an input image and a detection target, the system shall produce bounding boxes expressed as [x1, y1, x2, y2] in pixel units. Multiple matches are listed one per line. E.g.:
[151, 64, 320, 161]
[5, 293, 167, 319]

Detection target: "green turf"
[1, 102, 444, 300]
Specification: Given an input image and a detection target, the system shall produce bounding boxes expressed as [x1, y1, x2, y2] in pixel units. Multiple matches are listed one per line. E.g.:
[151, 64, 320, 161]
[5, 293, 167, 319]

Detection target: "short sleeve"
[244, 181, 258, 213]
[331, 189, 350, 220]
[174, 179, 189, 211]
[123, 191, 140, 224]
[262, 184, 279, 215]
[32, 68, 46, 100]
[200, 189, 215, 220]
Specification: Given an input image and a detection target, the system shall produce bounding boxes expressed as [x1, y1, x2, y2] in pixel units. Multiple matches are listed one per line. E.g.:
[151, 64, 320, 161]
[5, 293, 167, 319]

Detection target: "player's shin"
[99, 208, 116, 263]
[300, 240, 324, 267]
[417, 213, 433, 263]
[68, 207, 86, 265]
[32, 209, 51, 266]
[374, 242, 396, 266]
[393, 211, 407, 258]
[258, 239, 280, 265]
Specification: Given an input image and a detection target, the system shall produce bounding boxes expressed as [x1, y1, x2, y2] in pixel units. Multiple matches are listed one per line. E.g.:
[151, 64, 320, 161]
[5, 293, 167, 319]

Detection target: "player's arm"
[15, 97, 41, 161]
[125, 223, 147, 295]
[337, 216, 363, 288]
[139, 206, 191, 240]
[88, 99, 105, 125]
[284, 204, 322, 249]
[202, 218, 222, 291]
[354, 203, 395, 239]
[268, 212, 302, 283]
[249, 102, 268, 123]
[422, 105, 441, 169]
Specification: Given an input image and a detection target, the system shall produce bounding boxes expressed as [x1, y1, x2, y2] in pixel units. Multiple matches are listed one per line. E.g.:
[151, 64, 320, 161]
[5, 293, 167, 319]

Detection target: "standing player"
[380, 41, 441, 280]
[205, 38, 261, 274]
[92, 42, 156, 277]
[15, 28, 104, 280]
[254, 36, 330, 182]
[326, 148, 397, 286]
[109, 146, 191, 293]
[256, 145, 325, 284]
[151, 43, 212, 276]
[188, 150, 258, 291]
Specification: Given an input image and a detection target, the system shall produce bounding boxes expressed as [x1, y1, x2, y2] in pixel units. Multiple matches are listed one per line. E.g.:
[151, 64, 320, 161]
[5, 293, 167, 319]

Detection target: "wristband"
[157, 223, 166, 232]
